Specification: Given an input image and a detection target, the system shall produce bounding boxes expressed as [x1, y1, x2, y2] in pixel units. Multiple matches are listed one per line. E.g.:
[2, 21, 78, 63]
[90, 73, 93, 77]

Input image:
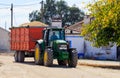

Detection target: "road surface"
[0, 54, 120, 78]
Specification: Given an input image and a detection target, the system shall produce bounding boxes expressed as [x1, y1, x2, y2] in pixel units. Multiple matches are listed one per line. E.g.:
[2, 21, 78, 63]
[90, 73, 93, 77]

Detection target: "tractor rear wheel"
[35, 44, 43, 65]
[68, 49, 78, 67]
[44, 48, 53, 66]
[18, 51, 25, 62]
[57, 60, 67, 66]
[14, 51, 19, 62]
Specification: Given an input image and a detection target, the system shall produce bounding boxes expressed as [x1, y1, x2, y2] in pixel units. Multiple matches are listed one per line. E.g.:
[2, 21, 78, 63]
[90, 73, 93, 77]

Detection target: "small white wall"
[66, 35, 84, 54]
[65, 35, 117, 60]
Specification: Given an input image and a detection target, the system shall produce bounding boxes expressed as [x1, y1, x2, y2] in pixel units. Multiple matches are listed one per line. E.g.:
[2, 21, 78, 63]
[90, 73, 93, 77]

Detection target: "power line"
[0, 2, 40, 9]
[0, 2, 41, 27]
[14, 3, 40, 7]
[0, 3, 10, 6]
[0, 7, 10, 9]
[0, 2, 40, 7]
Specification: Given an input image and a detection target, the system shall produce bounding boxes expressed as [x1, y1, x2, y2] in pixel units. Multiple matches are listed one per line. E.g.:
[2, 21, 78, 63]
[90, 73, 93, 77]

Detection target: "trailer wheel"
[14, 51, 19, 62]
[44, 48, 53, 66]
[68, 49, 78, 67]
[18, 51, 25, 62]
[35, 44, 43, 65]
[57, 60, 67, 66]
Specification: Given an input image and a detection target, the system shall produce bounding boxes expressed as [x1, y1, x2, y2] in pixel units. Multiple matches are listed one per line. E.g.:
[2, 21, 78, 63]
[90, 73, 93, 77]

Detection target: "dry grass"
[79, 62, 120, 70]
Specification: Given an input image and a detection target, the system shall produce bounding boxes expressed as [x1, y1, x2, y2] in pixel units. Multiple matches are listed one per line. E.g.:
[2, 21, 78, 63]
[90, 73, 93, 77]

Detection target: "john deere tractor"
[35, 28, 78, 67]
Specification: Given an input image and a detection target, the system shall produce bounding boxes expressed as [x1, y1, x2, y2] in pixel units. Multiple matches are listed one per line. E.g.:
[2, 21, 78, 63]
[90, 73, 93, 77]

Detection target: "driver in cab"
[50, 32, 58, 41]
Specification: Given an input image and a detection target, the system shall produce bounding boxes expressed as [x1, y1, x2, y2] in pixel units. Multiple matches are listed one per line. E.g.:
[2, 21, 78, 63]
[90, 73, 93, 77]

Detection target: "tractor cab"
[43, 28, 65, 46]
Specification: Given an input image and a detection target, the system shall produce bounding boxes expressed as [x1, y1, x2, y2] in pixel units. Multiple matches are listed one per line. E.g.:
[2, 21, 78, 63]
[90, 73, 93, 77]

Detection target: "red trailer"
[10, 26, 46, 62]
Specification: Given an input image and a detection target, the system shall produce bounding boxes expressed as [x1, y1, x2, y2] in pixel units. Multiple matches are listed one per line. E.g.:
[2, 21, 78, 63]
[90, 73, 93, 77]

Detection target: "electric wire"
[0, 1, 41, 27]
[0, 3, 10, 6]
[0, 2, 40, 7]
[0, 2, 40, 9]
[0, 7, 10, 9]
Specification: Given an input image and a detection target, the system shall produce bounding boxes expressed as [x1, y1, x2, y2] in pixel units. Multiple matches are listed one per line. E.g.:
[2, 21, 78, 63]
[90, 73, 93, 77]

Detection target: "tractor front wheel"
[68, 49, 78, 67]
[44, 48, 53, 66]
[34, 44, 43, 65]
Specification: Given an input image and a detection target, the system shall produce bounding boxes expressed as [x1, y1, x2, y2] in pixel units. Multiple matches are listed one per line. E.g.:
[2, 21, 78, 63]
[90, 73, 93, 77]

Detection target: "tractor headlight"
[59, 45, 67, 50]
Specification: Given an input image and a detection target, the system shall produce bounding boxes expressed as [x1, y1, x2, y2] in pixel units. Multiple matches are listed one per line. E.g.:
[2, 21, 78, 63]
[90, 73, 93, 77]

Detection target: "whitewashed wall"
[65, 35, 117, 60]
[66, 35, 84, 54]
[84, 41, 117, 60]
[0, 27, 10, 52]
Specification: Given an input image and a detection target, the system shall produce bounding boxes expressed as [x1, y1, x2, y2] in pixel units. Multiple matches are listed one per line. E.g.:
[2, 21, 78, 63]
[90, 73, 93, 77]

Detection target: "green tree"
[29, 0, 56, 25]
[29, 0, 85, 26]
[56, 0, 68, 18]
[82, 0, 120, 47]
[67, 6, 84, 25]
[56, 0, 84, 26]
[44, 0, 56, 25]
[29, 10, 41, 22]
[56, 0, 69, 26]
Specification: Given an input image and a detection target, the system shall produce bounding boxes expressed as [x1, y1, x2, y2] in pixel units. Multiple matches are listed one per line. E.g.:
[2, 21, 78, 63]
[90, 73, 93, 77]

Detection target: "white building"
[65, 21, 85, 58]
[82, 15, 117, 60]
[0, 27, 10, 52]
[65, 15, 117, 60]
[65, 21, 83, 35]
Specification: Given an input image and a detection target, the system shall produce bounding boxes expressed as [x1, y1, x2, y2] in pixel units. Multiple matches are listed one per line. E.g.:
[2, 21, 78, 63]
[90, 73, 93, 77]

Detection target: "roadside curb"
[78, 59, 120, 69]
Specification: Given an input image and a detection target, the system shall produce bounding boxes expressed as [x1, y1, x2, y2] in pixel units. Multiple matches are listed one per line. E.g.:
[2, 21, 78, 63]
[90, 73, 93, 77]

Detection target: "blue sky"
[0, 0, 91, 30]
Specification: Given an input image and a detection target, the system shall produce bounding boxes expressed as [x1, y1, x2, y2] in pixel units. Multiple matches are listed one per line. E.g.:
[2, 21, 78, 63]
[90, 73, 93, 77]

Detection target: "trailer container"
[10, 26, 46, 52]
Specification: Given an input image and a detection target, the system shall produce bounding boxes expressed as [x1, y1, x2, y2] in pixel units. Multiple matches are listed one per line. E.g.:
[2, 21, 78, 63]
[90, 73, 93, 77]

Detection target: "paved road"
[0, 55, 120, 78]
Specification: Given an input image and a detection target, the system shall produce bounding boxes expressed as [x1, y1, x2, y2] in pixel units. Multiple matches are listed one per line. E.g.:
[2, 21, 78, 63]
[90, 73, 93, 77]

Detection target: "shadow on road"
[13, 61, 74, 68]
[13, 61, 36, 66]
[23, 61, 36, 65]
[49, 64, 74, 69]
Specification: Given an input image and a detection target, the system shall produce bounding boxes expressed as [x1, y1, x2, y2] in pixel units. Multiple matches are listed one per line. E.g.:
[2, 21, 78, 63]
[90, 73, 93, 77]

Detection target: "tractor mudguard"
[36, 39, 45, 52]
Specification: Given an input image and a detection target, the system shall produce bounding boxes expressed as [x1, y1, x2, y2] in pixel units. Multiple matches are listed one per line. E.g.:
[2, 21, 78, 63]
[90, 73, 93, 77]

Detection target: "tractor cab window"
[49, 30, 65, 41]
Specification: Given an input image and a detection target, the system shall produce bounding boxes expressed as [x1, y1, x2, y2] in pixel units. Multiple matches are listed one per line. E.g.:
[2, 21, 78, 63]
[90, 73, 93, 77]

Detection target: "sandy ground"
[0, 54, 120, 78]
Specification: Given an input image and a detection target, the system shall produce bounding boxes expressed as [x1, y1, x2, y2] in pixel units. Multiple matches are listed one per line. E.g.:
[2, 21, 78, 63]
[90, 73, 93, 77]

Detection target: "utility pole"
[40, 0, 44, 23]
[10, 3, 13, 27]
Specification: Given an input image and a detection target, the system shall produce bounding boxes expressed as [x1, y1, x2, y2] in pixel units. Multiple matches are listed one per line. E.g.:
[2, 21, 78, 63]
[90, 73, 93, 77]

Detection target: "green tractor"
[35, 28, 78, 67]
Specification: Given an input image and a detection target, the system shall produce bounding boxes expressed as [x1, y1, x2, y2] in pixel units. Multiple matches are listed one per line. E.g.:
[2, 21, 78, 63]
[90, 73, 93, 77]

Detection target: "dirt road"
[0, 55, 120, 78]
